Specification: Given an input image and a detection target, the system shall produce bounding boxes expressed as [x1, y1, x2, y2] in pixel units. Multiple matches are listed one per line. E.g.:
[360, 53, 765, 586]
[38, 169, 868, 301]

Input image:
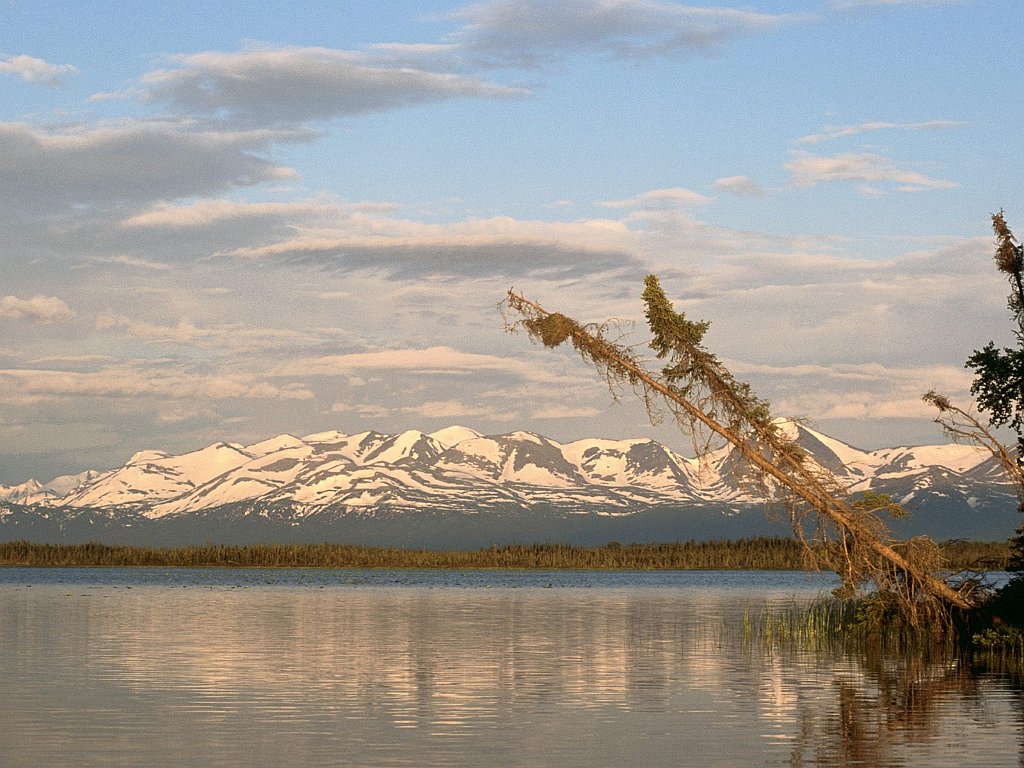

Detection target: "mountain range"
[1, 423, 1019, 547]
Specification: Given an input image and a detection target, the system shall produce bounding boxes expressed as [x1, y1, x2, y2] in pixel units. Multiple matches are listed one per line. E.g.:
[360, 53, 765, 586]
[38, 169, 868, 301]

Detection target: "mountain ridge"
[2, 422, 1019, 546]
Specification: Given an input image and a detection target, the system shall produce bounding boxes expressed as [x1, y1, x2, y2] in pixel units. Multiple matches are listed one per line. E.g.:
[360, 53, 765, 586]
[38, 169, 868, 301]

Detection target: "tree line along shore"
[0, 538, 1011, 571]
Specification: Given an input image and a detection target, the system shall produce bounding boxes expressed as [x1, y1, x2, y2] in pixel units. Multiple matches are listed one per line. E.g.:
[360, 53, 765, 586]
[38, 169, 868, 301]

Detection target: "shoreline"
[0, 538, 1010, 571]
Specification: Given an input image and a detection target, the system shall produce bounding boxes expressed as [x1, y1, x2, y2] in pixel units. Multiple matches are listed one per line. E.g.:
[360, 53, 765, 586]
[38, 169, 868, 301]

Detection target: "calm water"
[1, 568, 1021, 767]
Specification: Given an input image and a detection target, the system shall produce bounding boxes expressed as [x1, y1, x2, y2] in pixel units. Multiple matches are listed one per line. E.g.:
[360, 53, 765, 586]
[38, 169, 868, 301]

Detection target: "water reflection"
[1, 572, 1020, 767]
[781, 648, 1024, 767]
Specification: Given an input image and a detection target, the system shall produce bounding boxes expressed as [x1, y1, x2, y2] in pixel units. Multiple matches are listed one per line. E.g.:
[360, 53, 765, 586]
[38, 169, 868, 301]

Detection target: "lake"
[1, 568, 1021, 767]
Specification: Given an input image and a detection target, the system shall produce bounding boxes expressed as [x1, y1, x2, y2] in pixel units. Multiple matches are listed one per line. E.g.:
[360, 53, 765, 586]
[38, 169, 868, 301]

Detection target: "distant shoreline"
[0, 539, 1010, 571]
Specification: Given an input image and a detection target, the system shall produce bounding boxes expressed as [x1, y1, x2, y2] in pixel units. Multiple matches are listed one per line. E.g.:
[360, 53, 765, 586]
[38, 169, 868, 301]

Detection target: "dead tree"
[924, 391, 1023, 502]
[504, 276, 975, 621]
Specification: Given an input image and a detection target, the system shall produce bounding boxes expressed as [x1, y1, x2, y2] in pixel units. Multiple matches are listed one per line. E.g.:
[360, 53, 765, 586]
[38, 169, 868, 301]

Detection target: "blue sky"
[1, 0, 1022, 483]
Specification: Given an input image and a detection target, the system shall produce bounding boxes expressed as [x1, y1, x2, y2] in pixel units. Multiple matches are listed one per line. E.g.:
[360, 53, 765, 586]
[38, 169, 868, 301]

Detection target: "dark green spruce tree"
[927, 212, 1024, 574]
[971, 213, 1024, 570]
[968, 213, 1024, 459]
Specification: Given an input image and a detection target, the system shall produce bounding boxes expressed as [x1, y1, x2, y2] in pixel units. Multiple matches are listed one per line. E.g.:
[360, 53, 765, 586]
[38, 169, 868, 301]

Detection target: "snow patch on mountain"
[246, 434, 307, 456]
[429, 425, 482, 449]
[0, 479, 43, 504]
[301, 429, 349, 444]
[362, 430, 442, 466]
[61, 441, 253, 511]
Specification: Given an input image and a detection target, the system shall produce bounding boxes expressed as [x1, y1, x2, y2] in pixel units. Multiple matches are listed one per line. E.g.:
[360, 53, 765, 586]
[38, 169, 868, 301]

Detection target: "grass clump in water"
[745, 586, 1024, 672]
[745, 592, 964, 658]
[972, 626, 1024, 656]
[967, 578, 1024, 670]
[744, 597, 860, 654]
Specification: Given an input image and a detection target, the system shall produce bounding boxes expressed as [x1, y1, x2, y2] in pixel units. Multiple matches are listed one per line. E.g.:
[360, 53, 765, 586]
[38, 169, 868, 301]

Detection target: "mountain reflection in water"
[1, 569, 1020, 767]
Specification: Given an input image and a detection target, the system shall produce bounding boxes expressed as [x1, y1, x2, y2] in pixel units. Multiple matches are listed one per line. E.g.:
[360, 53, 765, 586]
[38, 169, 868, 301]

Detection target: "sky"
[1, 0, 1023, 484]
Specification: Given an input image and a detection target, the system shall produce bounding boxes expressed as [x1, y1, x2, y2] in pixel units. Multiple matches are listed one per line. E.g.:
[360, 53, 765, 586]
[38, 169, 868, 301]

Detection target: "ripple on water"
[1, 569, 1020, 767]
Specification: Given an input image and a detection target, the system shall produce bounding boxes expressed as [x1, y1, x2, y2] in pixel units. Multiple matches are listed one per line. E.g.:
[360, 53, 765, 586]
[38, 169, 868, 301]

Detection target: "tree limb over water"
[504, 277, 975, 621]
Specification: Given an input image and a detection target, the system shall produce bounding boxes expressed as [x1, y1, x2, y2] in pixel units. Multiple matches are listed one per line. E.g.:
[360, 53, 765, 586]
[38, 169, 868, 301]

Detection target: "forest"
[0, 538, 1010, 571]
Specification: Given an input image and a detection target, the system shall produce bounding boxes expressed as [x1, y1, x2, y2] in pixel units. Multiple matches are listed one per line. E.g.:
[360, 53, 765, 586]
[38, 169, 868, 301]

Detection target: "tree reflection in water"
[777, 642, 1023, 767]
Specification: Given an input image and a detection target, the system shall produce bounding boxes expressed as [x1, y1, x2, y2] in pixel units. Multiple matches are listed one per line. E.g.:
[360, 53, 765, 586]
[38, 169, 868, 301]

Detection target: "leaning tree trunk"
[504, 283, 974, 617]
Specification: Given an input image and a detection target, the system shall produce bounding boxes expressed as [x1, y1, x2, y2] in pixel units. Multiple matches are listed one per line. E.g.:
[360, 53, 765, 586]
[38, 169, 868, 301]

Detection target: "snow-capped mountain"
[1, 423, 1019, 546]
[0, 470, 100, 505]
[3, 427, 720, 516]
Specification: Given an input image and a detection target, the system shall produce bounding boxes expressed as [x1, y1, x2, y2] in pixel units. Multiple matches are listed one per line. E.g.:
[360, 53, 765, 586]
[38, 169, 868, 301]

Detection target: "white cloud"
[0, 211, 1005, 468]
[399, 399, 505, 420]
[0, 0, 1011, 481]
[0, 295, 73, 322]
[1, 420, 125, 457]
[0, 121, 297, 214]
[95, 314, 205, 345]
[94, 313, 344, 353]
[203, 209, 644, 281]
[829, 0, 963, 9]
[0, 367, 315, 404]
[855, 184, 886, 197]
[711, 176, 764, 197]
[328, 378, 602, 427]
[329, 402, 390, 419]
[531, 405, 602, 419]
[319, 291, 353, 301]
[0, 54, 78, 86]
[331, 398, 518, 425]
[599, 187, 712, 209]
[367, 43, 461, 57]
[785, 151, 956, 192]
[795, 119, 967, 145]
[118, 197, 636, 253]
[621, 236, 1002, 397]
[157, 403, 220, 424]
[274, 347, 606, 422]
[92, 255, 174, 271]
[724, 358, 977, 426]
[29, 355, 115, 366]
[120, 198, 397, 229]
[140, 46, 527, 127]
[731, 360, 970, 388]
[274, 346, 561, 380]
[450, 0, 804, 65]
[226, 211, 633, 250]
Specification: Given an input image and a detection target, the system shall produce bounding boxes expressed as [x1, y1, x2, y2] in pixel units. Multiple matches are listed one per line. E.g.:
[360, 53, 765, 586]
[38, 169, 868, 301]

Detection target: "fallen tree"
[504, 276, 976, 624]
